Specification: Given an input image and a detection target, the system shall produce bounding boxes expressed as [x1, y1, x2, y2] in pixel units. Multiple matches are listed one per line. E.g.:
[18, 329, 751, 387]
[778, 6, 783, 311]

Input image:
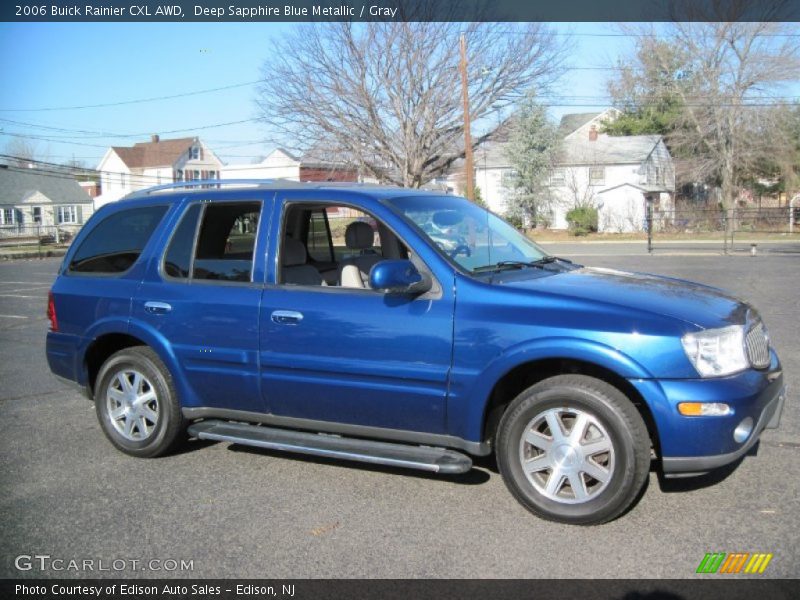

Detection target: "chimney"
[589, 125, 598, 142]
[151, 134, 160, 143]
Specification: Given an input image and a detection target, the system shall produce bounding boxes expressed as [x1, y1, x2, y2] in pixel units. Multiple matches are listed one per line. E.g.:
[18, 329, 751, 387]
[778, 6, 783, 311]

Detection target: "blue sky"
[0, 22, 695, 167]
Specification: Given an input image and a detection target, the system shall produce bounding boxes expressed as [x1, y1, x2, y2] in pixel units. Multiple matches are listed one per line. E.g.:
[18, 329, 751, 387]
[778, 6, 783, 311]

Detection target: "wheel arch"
[481, 357, 660, 459]
[83, 321, 192, 406]
[84, 332, 148, 396]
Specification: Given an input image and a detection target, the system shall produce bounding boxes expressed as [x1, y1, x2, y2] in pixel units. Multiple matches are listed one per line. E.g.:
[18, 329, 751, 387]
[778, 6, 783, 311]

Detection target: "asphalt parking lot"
[1, 244, 798, 580]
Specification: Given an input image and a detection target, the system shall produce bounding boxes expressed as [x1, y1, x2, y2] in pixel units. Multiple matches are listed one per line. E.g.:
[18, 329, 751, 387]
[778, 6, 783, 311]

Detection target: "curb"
[0, 250, 66, 261]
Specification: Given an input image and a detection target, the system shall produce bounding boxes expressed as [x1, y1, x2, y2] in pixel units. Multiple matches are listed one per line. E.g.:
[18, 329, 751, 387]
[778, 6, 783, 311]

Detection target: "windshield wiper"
[472, 256, 572, 273]
[529, 256, 573, 265]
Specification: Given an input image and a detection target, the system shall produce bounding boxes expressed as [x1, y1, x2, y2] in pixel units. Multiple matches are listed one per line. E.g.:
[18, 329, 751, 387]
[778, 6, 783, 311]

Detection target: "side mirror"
[369, 260, 431, 296]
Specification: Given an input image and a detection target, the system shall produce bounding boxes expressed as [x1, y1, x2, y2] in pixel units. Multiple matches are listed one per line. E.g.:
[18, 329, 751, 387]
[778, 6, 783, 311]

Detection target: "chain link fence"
[646, 205, 800, 253]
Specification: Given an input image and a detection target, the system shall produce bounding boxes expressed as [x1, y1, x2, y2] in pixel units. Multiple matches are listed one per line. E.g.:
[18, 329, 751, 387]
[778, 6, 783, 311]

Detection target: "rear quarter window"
[69, 205, 168, 274]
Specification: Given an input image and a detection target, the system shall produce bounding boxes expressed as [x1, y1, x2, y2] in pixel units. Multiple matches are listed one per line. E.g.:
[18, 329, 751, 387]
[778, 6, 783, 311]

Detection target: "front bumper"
[629, 363, 786, 476]
[661, 384, 785, 475]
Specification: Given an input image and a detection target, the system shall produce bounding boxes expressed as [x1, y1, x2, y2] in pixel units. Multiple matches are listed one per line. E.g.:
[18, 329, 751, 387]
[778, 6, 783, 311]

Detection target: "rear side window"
[162, 201, 261, 283]
[69, 205, 168, 274]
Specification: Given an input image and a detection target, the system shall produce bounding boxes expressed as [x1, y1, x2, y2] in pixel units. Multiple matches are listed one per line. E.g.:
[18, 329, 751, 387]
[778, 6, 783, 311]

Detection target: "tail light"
[47, 291, 58, 332]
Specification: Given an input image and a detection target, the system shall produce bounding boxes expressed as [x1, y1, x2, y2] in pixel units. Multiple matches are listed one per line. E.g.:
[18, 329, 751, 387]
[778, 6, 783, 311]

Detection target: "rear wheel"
[95, 347, 185, 457]
[496, 375, 650, 525]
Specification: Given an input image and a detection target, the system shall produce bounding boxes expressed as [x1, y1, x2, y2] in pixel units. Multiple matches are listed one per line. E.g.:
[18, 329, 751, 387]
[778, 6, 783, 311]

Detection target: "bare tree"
[256, 20, 567, 187]
[2, 138, 49, 167]
[612, 17, 800, 211]
[563, 167, 599, 210]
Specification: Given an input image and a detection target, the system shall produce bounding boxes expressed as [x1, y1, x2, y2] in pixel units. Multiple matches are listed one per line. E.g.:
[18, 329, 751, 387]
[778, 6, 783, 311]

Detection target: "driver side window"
[279, 203, 409, 289]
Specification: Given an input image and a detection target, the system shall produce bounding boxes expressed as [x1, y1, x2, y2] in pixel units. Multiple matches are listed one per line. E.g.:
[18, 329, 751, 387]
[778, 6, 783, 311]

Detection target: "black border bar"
[3, 579, 800, 600]
[4, 0, 800, 23]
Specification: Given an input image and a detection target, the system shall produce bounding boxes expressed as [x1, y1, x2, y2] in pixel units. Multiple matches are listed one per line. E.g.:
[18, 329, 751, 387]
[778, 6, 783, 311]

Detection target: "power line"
[0, 80, 261, 113]
[0, 117, 262, 140]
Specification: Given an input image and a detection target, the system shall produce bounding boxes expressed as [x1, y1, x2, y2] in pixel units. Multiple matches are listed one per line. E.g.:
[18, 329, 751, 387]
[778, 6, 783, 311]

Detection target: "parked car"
[46, 181, 786, 524]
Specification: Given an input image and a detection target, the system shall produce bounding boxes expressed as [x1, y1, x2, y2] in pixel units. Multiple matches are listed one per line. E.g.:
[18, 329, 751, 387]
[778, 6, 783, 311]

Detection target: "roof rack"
[126, 179, 313, 198]
[124, 179, 424, 200]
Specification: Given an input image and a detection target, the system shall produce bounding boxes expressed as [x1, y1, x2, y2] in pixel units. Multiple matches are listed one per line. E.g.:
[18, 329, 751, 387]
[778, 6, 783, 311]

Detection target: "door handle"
[271, 310, 303, 325]
[144, 301, 172, 315]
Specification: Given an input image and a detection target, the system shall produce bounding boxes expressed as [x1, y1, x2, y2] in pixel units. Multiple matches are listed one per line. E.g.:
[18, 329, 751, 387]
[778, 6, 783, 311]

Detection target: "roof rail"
[124, 178, 419, 200]
[126, 179, 307, 197]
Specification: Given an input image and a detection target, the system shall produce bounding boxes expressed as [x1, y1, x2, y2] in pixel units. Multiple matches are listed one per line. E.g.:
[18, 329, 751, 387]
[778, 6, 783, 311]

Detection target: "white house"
[476, 109, 675, 232]
[95, 136, 223, 207]
[221, 148, 302, 180]
[221, 148, 358, 183]
[0, 165, 94, 238]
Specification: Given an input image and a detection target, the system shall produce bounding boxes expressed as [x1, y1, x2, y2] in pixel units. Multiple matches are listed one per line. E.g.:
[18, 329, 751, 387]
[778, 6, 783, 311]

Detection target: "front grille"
[745, 322, 770, 369]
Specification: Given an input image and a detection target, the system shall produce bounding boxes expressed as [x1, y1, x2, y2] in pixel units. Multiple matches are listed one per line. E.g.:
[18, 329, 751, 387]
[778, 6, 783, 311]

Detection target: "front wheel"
[496, 375, 650, 525]
[95, 346, 185, 458]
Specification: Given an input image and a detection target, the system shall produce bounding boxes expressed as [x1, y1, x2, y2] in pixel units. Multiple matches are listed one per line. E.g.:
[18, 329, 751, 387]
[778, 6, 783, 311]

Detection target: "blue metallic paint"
[46, 185, 785, 473]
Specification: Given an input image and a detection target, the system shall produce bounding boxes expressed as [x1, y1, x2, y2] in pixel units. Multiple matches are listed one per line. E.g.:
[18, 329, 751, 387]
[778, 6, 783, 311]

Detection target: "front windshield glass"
[385, 195, 549, 273]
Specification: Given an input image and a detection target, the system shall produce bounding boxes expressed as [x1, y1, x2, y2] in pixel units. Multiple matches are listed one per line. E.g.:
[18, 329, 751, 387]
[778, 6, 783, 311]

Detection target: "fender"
[80, 317, 201, 408]
[449, 336, 654, 442]
[75, 316, 133, 386]
[124, 319, 202, 408]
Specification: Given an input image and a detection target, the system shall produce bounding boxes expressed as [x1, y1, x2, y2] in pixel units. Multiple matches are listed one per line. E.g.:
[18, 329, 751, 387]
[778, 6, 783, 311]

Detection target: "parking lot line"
[0, 294, 42, 299]
[0, 314, 29, 319]
[0, 286, 50, 293]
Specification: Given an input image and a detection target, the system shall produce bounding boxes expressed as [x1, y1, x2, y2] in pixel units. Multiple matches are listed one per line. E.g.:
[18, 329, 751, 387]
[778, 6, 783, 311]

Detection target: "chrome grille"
[745, 322, 770, 369]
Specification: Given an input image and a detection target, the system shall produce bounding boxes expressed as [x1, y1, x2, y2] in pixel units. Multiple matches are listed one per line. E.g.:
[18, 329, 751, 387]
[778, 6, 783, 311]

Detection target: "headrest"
[345, 221, 374, 250]
[282, 237, 307, 267]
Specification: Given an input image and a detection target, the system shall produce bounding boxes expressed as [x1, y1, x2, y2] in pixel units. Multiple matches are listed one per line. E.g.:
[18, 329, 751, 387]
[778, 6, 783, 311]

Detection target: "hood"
[498, 266, 748, 330]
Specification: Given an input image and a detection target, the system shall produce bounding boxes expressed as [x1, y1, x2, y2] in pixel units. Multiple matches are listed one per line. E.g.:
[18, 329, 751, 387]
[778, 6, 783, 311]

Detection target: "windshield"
[385, 195, 549, 273]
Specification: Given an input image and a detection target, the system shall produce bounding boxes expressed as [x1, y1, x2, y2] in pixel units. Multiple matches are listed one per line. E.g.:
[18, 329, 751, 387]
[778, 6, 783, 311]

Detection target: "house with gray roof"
[0, 165, 94, 238]
[475, 108, 675, 232]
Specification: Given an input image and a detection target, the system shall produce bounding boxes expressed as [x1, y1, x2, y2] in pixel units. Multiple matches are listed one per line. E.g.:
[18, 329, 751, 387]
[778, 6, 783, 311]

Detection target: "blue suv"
[46, 181, 786, 524]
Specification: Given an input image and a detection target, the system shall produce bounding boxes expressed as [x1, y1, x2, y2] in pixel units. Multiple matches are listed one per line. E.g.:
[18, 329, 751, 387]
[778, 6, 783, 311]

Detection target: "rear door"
[131, 196, 269, 414]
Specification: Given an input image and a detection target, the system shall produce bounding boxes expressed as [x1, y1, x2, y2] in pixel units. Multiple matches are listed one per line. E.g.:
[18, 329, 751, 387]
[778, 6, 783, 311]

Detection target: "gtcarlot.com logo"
[14, 554, 194, 573]
[696, 552, 773, 574]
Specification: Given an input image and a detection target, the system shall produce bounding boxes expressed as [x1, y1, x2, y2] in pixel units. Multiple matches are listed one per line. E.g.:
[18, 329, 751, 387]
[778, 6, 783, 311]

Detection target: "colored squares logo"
[697, 552, 773, 574]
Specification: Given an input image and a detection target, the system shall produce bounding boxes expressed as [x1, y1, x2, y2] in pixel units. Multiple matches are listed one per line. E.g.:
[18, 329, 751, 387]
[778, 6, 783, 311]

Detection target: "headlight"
[681, 325, 748, 377]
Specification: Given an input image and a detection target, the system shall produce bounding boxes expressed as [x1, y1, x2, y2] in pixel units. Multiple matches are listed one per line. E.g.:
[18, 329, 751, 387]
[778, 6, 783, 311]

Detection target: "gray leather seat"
[282, 237, 324, 285]
[338, 221, 382, 287]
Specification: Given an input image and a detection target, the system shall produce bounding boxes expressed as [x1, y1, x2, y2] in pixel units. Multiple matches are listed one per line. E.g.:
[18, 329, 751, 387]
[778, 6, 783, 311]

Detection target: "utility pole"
[459, 33, 474, 201]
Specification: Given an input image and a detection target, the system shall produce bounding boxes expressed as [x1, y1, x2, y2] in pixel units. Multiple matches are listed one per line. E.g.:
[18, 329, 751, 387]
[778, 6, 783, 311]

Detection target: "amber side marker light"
[678, 402, 732, 416]
[47, 291, 58, 332]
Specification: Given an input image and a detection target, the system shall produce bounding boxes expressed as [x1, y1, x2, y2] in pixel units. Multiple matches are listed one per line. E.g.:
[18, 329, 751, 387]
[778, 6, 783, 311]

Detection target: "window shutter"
[77, 205, 83, 223]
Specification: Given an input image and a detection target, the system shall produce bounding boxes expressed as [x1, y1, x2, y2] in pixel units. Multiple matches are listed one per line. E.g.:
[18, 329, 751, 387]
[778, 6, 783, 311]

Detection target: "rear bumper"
[661, 384, 785, 475]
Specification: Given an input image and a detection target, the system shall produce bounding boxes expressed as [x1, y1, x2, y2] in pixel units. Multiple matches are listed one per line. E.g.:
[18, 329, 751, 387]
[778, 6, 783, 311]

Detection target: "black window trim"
[304, 207, 335, 264]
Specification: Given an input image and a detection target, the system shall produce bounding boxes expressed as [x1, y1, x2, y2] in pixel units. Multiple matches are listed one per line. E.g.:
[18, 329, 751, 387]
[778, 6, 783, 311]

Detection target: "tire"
[496, 375, 650, 525]
[94, 346, 185, 458]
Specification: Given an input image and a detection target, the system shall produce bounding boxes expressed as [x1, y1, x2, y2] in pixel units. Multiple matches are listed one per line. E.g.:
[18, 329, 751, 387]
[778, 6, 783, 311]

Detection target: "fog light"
[733, 417, 754, 443]
[678, 402, 732, 416]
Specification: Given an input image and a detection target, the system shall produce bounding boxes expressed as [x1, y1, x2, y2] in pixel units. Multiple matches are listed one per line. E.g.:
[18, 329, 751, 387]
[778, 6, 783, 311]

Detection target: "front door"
[259, 198, 454, 434]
